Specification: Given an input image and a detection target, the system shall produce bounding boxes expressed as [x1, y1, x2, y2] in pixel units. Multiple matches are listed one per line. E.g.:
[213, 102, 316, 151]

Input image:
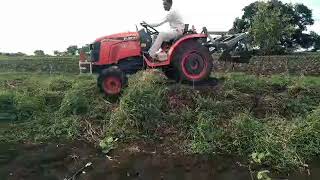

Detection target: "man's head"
[163, 0, 172, 11]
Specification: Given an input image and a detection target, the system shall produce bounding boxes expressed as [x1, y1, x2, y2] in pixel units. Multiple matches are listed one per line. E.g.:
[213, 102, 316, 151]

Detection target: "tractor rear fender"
[167, 34, 207, 62]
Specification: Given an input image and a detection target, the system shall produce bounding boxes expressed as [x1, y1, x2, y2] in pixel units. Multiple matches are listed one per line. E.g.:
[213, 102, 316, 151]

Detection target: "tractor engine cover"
[93, 32, 142, 65]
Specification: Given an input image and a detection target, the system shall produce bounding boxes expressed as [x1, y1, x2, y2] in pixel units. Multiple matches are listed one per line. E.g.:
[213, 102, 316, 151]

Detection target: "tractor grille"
[90, 42, 101, 62]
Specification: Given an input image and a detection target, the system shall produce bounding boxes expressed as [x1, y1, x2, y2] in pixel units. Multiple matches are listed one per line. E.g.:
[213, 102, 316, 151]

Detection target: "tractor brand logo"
[123, 36, 138, 41]
[102, 38, 118, 42]
[101, 36, 137, 43]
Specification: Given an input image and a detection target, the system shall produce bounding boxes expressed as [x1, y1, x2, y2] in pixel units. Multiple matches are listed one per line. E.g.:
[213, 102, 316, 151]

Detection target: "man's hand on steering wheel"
[140, 21, 159, 35]
[141, 21, 148, 27]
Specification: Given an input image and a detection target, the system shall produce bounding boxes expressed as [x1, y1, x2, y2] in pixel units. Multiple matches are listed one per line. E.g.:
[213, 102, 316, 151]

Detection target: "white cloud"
[0, 0, 318, 55]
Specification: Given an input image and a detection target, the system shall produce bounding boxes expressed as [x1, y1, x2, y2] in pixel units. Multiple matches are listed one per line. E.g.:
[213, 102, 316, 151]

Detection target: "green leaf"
[257, 170, 271, 180]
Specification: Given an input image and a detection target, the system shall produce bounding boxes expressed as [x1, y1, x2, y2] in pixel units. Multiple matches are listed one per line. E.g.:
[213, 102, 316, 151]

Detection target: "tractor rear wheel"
[97, 66, 127, 96]
[172, 40, 213, 82]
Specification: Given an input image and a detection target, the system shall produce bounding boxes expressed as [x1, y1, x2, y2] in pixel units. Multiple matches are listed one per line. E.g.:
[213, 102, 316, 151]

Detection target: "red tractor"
[81, 23, 214, 96]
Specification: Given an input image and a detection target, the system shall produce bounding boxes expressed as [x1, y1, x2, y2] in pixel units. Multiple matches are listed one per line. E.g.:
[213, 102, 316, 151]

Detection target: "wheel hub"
[181, 51, 208, 80]
[103, 77, 122, 95]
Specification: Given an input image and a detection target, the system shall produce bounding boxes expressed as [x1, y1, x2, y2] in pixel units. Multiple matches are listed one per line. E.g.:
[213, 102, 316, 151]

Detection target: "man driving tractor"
[83, 0, 250, 96]
[145, 0, 184, 61]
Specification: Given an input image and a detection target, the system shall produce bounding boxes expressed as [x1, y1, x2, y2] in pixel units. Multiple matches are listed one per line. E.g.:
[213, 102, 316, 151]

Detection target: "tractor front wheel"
[97, 66, 127, 96]
[173, 40, 213, 82]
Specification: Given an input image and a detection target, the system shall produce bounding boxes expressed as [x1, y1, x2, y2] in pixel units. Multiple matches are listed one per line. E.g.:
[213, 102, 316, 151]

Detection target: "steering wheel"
[140, 22, 159, 35]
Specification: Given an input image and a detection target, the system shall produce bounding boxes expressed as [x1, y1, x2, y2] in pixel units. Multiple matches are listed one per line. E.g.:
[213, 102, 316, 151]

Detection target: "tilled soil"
[1, 141, 320, 180]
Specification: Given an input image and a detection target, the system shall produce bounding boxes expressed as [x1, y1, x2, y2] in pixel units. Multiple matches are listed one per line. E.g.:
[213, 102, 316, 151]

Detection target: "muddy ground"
[1, 141, 320, 180]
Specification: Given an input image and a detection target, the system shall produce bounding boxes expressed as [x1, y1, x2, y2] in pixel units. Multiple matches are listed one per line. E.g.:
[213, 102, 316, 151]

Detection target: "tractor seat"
[164, 39, 178, 45]
[163, 24, 189, 44]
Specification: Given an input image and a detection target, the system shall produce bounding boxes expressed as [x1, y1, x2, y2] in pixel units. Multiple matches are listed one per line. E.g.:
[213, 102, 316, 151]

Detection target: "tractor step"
[79, 61, 93, 74]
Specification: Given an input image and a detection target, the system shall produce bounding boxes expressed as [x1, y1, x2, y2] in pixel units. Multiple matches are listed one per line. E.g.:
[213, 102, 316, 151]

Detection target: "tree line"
[0, 45, 90, 57]
[35, 44, 90, 56]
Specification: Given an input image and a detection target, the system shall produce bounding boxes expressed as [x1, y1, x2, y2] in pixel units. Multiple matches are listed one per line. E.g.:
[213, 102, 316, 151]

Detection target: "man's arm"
[149, 20, 167, 27]
[149, 14, 169, 27]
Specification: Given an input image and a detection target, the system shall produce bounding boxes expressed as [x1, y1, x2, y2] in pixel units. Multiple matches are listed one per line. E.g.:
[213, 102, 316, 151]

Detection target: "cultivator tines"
[204, 31, 252, 63]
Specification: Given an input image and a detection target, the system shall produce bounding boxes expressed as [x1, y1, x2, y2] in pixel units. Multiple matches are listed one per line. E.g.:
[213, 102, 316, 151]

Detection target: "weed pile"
[108, 70, 167, 136]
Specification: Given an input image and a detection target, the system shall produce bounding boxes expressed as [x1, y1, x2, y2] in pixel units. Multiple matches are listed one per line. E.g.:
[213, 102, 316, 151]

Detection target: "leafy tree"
[231, 0, 315, 52]
[53, 50, 64, 56]
[310, 31, 320, 52]
[34, 50, 45, 56]
[16, 52, 26, 56]
[79, 44, 90, 54]
[54, 50, 59, 56]
[250, 2, 295, 54]
[66, 45, 78, 56]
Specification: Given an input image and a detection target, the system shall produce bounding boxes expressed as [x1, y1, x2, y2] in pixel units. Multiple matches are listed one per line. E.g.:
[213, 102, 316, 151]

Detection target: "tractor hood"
[95, 32, 139, 42]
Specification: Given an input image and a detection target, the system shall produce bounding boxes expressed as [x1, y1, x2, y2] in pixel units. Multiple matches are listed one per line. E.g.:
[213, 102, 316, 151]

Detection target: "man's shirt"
[150, 7, 184, 31]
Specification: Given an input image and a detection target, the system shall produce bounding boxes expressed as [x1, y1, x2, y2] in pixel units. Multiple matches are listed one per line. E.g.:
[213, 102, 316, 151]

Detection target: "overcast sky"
[0, 0, 319, 55]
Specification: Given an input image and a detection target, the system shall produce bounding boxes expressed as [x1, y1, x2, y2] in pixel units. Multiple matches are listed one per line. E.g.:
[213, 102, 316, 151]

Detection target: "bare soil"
[1, 141, 320, 180]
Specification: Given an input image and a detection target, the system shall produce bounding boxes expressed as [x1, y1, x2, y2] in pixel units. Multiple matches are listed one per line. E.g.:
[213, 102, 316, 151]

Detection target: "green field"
[1, 53, 320, 76]
[0, 55, 78, 61]
[1, 55, 320, 179]
[1, 69, 320, 176]
[0, 55, 79, 74]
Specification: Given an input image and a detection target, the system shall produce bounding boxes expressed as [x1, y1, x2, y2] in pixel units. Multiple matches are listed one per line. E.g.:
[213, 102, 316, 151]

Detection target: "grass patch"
[188, 74, 320, 172]
[59, 89, 89, 116]
[14, 93, 45, 121]
[0, 91, 16, 121]
[291, 108, 320, 160]
[0, 73, 108, 143]
[223, 73, 269, 94]
[48, 77, 73, 91]
[190, 111, 320, 171]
